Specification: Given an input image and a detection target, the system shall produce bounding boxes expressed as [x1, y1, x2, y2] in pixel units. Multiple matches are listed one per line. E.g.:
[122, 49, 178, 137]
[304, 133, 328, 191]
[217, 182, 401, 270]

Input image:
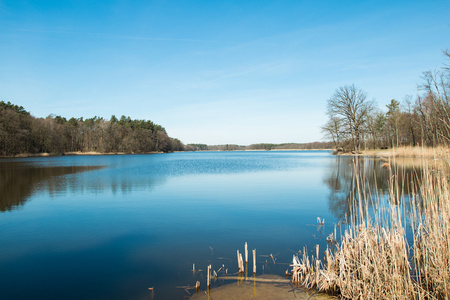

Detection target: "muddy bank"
[189, 275, 334, 300]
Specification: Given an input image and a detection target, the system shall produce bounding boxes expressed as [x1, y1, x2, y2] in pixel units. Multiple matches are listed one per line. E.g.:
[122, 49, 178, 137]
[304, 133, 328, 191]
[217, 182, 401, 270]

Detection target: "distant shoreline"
[192, 149, 333, 152]
[1, 149, 333, 159]
[248, 148, 333, 151]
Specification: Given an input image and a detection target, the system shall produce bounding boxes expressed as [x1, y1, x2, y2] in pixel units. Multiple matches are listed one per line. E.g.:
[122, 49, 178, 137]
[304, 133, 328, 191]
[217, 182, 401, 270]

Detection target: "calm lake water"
[0, 151, 414, 299]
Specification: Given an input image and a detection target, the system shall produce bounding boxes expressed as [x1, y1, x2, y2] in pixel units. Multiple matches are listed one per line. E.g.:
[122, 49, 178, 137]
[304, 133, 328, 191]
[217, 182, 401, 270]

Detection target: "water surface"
[0, 151, 413, 299]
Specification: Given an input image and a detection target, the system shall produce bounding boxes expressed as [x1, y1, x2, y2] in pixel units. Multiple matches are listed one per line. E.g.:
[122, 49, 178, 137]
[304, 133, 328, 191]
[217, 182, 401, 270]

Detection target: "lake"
[0, 151, 410, 299]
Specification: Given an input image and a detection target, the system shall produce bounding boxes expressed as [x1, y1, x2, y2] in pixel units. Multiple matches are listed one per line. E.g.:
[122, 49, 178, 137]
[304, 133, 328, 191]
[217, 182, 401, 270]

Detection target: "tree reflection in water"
[0, 162, 104, 211]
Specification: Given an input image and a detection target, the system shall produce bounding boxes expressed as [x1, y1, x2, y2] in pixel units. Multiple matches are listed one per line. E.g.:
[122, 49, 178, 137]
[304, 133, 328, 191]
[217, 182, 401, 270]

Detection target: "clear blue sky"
[1, 0, 449, 145]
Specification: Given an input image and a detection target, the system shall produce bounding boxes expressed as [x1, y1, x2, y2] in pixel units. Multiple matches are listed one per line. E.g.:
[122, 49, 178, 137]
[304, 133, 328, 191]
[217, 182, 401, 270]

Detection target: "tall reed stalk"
[291, 148, 450, 299]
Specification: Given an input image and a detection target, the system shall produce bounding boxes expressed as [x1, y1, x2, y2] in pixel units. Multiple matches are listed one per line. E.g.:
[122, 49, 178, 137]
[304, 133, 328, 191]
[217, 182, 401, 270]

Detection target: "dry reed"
[363, 145, 450, 159]
[291, 150, 450, 299]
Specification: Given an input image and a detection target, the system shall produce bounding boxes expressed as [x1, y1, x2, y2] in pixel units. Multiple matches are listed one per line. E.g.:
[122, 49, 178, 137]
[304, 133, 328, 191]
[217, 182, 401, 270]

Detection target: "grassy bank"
[291, 149, 450, 299]
[352, 146, 450, 159]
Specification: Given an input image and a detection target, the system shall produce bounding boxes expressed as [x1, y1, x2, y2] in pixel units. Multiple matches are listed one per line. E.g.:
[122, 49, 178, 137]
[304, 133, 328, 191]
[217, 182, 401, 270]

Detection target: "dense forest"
[0, 103, 184, 156]
[322, 50, 450, 152]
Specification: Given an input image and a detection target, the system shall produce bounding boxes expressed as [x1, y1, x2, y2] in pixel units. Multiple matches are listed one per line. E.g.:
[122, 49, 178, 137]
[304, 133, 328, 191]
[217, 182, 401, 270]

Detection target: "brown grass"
[291, 149, 450, 299]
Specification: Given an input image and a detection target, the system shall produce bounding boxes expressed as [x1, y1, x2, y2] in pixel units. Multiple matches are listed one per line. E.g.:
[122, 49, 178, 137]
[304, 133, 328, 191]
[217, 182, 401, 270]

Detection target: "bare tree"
[326, 85, 374, 152]
[321, 117, 343, 148]
[417, 50, 450, 145]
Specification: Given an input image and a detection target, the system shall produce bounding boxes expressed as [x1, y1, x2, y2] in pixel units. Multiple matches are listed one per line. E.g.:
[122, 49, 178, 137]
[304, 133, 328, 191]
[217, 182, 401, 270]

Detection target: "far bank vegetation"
[186, 141, 333, 152]
[0, 104, 184, 156]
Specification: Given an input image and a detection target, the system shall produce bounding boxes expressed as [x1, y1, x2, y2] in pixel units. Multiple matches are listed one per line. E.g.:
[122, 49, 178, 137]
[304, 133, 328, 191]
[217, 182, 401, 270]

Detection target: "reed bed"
[364, 145, 450, 159]
[291, 151, 450, 299]
[411, 161, 450, 299]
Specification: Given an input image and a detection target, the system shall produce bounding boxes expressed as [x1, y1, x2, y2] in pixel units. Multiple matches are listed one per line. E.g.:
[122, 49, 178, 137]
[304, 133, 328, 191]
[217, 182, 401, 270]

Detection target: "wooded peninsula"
[0, 102, 184, 156]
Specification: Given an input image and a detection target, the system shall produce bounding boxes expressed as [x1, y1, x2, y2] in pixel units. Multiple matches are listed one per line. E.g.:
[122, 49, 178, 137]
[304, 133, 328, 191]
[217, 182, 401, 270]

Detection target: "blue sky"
[1, 0, 449, 145]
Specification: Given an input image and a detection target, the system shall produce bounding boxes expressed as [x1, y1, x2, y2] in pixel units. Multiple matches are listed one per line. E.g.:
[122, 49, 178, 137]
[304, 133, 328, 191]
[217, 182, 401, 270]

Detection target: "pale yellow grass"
[362, 146, 450, 159]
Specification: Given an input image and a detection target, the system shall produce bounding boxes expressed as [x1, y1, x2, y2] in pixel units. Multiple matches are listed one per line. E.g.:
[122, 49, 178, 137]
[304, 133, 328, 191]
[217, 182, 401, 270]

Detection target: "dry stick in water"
[245, 242, 248, 263]
[315, 244, 320, 288]
[236, 250, 240, 272]
[235, 249, 244, 273]
[239, 253, 244, 273]
[244, 242, 249, 279]
[207, 265, 211, 288]
[253, 249, 256, 274]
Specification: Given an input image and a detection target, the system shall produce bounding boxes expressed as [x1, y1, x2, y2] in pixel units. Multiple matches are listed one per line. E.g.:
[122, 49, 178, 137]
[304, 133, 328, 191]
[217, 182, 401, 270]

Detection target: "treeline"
[0, 102, 184, 156]
[322, 51, 450, 152]
[186, 141, 333, 151]
[247, 142, 334, 150]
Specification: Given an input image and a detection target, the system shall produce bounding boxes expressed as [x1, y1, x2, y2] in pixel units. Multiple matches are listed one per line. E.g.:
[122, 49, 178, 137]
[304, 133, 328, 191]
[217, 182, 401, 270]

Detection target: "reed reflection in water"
[323, 156, 422, 220]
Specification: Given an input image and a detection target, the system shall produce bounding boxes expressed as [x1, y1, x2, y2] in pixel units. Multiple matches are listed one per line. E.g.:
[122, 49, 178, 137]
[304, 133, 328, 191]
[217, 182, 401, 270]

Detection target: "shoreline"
[247, 148, 333, 151]
[336, 146, 450, 159]
[4, 147, 447, 159]
[2, 151, 164, 159]
[1, 149, 333, 159]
